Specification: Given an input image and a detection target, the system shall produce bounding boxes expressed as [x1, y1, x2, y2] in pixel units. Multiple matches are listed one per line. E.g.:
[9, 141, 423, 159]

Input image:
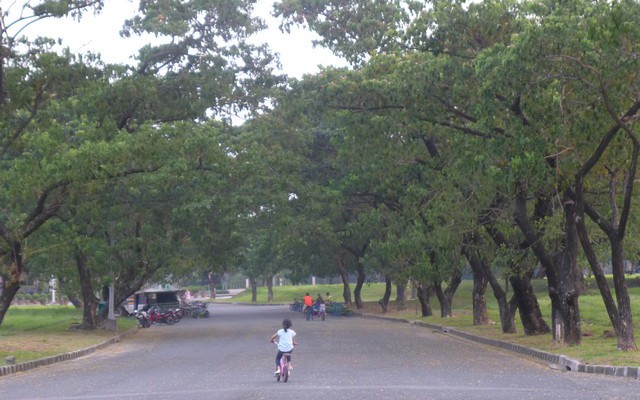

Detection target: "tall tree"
[0, 0, 283, 326]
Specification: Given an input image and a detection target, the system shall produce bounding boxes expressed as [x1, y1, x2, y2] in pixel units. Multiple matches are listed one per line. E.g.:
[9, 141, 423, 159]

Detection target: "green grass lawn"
[225, 283, 377, 304]
[0, 306, 137, 365]
[223, 280, 640, 367]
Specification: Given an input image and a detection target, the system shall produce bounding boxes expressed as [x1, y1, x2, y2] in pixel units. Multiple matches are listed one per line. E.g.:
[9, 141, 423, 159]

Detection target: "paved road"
[0, 304, 637, 400]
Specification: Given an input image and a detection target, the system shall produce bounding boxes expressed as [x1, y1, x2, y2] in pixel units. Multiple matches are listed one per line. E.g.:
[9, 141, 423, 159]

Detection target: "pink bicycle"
[274, 342, 293, 383]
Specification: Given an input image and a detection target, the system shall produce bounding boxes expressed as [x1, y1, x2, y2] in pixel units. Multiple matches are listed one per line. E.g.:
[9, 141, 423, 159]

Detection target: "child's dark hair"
[282, 318, 292, 332]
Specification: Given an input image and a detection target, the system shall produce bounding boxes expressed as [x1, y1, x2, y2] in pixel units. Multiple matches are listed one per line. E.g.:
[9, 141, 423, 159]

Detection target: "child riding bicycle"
[270, 318, 297, 375]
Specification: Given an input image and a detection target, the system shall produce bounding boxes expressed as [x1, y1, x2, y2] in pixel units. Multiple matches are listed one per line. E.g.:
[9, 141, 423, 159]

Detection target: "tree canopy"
[2, 0, 640, 352]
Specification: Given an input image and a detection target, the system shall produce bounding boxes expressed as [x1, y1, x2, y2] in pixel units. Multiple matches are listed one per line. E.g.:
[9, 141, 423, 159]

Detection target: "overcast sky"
[7, 0, 346, 78]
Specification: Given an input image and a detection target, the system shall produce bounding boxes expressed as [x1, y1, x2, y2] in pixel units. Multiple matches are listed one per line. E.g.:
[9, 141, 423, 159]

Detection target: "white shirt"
[276, 328, 296, 352]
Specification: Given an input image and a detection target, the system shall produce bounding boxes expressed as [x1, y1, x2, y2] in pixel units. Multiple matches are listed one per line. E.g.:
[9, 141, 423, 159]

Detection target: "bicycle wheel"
[282, 363, 288, 382]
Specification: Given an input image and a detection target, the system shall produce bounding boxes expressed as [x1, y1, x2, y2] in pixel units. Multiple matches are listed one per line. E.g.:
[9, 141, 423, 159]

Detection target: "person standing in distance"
[303, 292, 314, 320]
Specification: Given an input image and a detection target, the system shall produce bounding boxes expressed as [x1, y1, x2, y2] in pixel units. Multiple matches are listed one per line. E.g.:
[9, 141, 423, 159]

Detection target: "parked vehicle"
[114, 303, 134, 318]
[182, 301, 209, 318]
[134, 310, 151, 328]
[172, 307, 182, 322]
[147, 306, 176, 325]
[126, 288, 182, 314]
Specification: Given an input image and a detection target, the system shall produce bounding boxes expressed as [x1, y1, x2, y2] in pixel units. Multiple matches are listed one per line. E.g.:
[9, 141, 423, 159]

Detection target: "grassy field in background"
[3, 279, 640, 368]
[224, 280, 640, 367]
[0, 306, 137, 365]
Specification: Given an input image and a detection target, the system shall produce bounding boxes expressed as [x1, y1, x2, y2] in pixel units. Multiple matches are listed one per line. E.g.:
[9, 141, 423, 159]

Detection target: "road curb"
[0, 328, 138, 378]
[358, 313, 640, 379]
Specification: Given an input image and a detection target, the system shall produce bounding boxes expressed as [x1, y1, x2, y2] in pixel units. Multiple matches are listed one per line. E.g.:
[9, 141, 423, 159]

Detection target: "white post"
[246, 278, 250, 289]
[104, 281, 117, 332]
[312, 276, 316, 286]
[49, 276, 57, 304]
[108, 282, 115, 320]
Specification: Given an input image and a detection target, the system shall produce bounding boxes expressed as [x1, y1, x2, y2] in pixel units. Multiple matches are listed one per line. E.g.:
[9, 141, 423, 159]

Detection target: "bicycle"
[289, 298, 303, 312]
[273, 342, 293, 383]
[277, 352, 292, 382]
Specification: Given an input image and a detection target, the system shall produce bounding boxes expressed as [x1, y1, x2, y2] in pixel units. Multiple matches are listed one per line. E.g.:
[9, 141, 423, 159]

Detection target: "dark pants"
[304, 305, 313, 320]
[276, 350, 293, 367]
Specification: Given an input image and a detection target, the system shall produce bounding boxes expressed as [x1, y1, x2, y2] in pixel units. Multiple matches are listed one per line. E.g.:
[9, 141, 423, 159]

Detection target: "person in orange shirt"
[303, 293, 313, 321]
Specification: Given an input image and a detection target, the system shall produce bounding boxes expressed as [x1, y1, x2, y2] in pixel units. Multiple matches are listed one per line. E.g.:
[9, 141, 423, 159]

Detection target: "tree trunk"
[554, 197, 582, 345]
[434, 270, 462, 318]
[514, 185, 582, 345]
[0, 273, 19, 326]
[480, 221, 546, 334]
[379, 274, 392, 313]
[249, 277, 257, 302]
[75, 252, 99, 329]
[337, 257, 353, 309]
[609, 238, 636, 350]
[207, 272, 219, 300]
[395, 278, 408, 311]
[576, 214, 636, 350]
[468, 232, 517, 333]
[415, 281, 434, 317]
[354, 262, 366, 309]
[266, 275, 274, 303]
[509, 271, 550, 335]
[571, 99, 640, 350]
[0, 241, 24, 326]
[434, 282, 450, 318]
[472, 270, 489, 326]
[506, 295, 519, 333]
[572, 157, 637, 350]
[463, 245, 489, 325]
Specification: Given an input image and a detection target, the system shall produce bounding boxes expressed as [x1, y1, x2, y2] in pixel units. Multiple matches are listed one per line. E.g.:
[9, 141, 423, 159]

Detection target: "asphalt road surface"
[0, 304, 638, 400]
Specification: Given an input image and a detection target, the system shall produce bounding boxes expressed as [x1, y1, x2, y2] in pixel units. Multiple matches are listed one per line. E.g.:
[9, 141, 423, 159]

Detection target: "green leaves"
[30, 1, 105, 19]
[0, 0, 289, 324]
[274, 0, 416, 65]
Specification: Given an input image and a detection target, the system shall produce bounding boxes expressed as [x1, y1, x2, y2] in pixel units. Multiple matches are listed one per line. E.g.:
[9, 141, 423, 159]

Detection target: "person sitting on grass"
[325, 292, 332, 303]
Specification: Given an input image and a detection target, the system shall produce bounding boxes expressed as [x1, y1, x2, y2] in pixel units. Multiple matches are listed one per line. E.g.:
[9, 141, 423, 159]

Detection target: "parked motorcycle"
[134, 310, 151, 328]
[182, 301, 209, 318]
[171, 307, 182, 323]
[148, 306, 176, 325]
